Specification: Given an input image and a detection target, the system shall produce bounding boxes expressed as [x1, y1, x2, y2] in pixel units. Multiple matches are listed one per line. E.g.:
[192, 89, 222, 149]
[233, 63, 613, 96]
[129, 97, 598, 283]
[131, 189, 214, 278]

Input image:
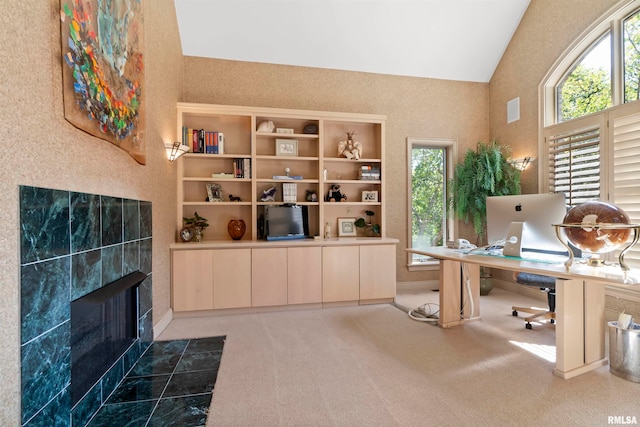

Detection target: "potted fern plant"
[449, 140, 521, 294]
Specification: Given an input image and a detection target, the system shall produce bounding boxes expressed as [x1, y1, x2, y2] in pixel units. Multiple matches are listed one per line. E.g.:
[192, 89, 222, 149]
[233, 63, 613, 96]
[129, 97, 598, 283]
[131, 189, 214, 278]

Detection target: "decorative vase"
[228, 219, 246, 240]
[193, 226, 203, 242]
[480, 276, 494, 296]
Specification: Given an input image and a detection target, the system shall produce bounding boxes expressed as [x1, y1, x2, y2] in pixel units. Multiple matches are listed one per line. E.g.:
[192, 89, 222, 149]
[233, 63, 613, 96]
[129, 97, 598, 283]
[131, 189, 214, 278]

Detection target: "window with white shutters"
[543, 115, 605, 206]
[611, 107, 640, 267]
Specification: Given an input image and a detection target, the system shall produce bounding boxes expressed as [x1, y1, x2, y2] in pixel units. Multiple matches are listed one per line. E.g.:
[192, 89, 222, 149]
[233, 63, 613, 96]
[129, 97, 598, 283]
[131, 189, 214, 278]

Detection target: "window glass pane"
[624, 10, 640, 103]
[411, 146, 445, 263]
[556, 34, 612, 123]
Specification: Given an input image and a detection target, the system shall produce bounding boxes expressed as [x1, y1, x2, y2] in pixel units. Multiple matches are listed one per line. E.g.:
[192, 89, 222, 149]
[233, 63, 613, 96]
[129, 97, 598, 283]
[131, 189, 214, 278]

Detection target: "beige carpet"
[157, 286, 639, 426]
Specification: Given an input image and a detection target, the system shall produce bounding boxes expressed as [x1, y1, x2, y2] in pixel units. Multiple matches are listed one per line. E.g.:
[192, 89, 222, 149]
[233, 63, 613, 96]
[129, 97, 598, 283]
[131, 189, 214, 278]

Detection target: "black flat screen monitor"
[265, 205, 309, 241]
[486, 193, 568, 255]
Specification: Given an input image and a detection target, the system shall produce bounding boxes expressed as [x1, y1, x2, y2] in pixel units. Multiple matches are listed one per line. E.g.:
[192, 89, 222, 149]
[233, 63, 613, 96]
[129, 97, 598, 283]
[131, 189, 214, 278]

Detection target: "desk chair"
[511, 272, 557, 329]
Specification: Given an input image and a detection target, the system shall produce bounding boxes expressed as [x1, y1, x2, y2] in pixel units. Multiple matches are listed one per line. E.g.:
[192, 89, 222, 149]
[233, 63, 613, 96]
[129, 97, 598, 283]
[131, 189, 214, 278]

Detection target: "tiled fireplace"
[19, 186, 153, 426]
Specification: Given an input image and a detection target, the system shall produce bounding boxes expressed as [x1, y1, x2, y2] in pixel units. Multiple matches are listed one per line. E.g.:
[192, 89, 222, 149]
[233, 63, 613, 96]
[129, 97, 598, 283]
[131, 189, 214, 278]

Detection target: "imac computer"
[486, 193, 568, 258]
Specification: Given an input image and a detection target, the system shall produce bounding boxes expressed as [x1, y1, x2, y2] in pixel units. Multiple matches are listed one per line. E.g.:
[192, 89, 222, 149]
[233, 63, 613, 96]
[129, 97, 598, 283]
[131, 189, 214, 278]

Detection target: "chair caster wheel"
[526, 323, 532, 329]
[512, 310, 518, 317]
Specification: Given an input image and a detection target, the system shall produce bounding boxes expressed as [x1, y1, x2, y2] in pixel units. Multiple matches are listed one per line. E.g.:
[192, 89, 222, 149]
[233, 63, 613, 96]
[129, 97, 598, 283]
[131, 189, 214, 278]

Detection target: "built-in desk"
[407, 246, 640, 379]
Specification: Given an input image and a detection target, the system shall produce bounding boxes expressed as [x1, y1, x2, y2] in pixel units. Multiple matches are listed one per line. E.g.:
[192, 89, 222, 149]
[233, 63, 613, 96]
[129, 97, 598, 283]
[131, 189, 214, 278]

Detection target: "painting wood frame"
[337, 217, 357, 237]
[60, 0, 146, 164]
[275, 139, 298, 156]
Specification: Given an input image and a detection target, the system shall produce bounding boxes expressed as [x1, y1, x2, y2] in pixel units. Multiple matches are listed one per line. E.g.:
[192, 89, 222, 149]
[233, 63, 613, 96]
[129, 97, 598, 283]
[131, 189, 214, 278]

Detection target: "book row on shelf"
[209, 158, 251, 179]
[182, 127, 225, 154]
[359, 165, 381, 180]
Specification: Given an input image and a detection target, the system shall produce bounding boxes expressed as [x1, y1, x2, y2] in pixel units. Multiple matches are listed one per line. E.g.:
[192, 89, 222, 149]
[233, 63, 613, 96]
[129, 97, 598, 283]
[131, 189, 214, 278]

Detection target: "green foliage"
[355, 210, 380, 235]
[624, 10, 640, 103]
[183, 211, 209, 229]
[559, 64, 611, 122]
[411, 147, 445, 246]
[449, 140, 521, 244]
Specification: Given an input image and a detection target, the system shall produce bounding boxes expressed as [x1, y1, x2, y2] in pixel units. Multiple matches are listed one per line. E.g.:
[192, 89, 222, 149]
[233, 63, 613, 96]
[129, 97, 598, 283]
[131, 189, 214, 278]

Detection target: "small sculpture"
[257, 120, 275, 132]
[306, 190, 318, 202]
[261, 186, 277, 202]
[326, 184, 347, 202]
[229, 194, 242, 202]
[338, 131, 362, 160]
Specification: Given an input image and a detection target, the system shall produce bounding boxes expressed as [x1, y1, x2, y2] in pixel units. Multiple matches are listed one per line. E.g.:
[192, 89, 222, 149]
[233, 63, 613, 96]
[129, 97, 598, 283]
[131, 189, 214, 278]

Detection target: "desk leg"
[438, 260, 480, 328]
[554, 278, 607, 379]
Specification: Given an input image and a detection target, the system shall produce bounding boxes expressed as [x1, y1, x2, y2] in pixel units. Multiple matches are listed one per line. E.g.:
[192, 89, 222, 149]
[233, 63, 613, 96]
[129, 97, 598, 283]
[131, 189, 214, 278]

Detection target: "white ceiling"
[174, 0, 530, 83]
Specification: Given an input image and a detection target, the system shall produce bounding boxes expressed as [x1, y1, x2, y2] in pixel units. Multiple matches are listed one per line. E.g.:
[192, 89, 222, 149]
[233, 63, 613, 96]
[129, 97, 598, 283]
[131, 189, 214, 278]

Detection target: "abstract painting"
[60, 0, 145, 164]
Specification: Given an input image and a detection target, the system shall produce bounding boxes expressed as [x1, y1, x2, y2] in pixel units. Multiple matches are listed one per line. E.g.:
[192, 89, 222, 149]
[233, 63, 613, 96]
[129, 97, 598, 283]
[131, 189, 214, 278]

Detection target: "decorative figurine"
[229, 194, 242, 202]
[261, 186, 277, 202]
[306, 190, 318, 202]
[326, 184, 347, 202]
[338, 131, 362, 160]
[325, 222, 332, 239]
[257, 120, 275, 132]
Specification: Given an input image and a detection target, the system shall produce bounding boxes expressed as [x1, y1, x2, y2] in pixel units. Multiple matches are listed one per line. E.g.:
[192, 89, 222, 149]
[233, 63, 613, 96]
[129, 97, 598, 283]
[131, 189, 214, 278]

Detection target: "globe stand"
[554, 223, 640, 274]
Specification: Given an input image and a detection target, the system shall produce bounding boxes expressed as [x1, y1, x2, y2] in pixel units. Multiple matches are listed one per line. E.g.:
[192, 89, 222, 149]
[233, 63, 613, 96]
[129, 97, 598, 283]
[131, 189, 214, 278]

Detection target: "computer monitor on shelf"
[486, 193, 568, 257]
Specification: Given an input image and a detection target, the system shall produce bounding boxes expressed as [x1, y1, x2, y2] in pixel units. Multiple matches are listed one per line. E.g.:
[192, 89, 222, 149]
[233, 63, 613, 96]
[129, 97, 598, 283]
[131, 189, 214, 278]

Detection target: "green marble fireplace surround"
[19, 186, 153, 426]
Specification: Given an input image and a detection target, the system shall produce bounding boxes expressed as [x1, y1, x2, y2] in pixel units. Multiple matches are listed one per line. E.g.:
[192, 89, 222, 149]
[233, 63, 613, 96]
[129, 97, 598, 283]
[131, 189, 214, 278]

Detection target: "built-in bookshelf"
[176, 103, 386, 241]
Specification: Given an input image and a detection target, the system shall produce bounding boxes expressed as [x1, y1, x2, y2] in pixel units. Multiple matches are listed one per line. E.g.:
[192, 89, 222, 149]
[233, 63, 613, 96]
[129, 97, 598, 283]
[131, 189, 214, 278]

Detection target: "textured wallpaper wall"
[0, 0, 183, 424]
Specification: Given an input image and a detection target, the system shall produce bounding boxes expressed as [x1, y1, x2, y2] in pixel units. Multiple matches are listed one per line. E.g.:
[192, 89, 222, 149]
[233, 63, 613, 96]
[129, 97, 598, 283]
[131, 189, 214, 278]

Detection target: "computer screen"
[486, 193, 568, 256]
[264, 205, 309, 241]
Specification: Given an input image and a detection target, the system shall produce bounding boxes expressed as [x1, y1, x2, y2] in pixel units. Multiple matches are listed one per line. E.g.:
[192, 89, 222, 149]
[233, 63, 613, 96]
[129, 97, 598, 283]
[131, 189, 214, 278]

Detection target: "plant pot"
[193, 226, 204, 242]
[480, 276, 494, 296]
[227, 219, 246, 240]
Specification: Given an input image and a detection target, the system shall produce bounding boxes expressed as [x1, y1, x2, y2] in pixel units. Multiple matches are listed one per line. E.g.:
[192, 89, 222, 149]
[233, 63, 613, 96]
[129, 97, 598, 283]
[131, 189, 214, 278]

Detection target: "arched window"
[556, 34, 612, 123]
[540, 0, 640, 265]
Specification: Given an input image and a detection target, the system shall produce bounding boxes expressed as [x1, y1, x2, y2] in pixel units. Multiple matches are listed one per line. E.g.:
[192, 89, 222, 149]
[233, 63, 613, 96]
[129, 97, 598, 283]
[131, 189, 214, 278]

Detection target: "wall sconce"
[165, 141, 190, 161]
[509, 157, 535, 171]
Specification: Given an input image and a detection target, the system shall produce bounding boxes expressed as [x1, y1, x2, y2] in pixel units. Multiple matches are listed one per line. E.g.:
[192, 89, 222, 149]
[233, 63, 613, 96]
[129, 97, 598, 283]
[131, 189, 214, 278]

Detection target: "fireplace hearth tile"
[71, 192, 101, 252]
[148, 393, 211, 426]
[106, 374, 171, 404]
[86, 336, 224, 427]
[21, 257, 71, 344]
[175, 351, 222, 373]
[86, 400, 157, 427]
[101, 244, 123, 285]
[20, 186, 70, 264]
[140, 201, 152, 238]
[123, 198, 140, 242]
[101, 196, 123, 246]
[140, 238, 152, 274]
[21, 322, 70, 424]
[72, 249, 102, 301]
[123, 241, 141, 275]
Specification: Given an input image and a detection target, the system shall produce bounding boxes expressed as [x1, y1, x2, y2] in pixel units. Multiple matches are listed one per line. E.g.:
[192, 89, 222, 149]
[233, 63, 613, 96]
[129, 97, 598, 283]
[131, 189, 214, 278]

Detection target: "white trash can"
[608, 321, 640, 382]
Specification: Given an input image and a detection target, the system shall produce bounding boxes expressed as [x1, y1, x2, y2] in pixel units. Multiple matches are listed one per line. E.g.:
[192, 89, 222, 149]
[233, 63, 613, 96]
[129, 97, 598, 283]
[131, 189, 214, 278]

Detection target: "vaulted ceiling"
[174, 0, 531, 83]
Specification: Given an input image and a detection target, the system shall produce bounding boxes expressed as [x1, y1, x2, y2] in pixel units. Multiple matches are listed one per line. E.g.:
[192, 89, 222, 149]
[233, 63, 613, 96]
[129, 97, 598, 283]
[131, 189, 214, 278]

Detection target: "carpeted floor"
[157, 286, 640, 426]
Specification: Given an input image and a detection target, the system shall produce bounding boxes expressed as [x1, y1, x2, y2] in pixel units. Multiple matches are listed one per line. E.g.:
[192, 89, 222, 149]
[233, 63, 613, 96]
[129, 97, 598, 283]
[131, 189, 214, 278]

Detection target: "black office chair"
[511, 272, 557, 329]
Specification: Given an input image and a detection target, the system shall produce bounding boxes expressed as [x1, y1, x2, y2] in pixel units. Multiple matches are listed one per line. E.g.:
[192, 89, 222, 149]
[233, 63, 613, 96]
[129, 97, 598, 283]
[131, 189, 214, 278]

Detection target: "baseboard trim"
[397, 280, 439, 292]
[153, 308, 173, 339]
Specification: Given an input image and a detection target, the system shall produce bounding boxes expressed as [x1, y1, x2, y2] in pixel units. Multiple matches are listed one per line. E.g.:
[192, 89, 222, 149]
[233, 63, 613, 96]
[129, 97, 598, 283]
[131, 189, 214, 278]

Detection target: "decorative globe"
[562, 201, 631, 254]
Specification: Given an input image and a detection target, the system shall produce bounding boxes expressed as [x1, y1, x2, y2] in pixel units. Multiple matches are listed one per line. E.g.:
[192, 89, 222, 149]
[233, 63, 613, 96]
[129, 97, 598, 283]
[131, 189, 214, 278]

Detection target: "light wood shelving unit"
[171, 103, 397, 313]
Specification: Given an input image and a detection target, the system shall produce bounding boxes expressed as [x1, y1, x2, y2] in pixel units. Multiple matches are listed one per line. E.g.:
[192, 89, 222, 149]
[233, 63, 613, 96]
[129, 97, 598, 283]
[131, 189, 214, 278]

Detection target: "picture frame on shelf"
[337, 217, 357, 237]
[362, 190, 378, 202]
[206, 183, 222, 202]
[275, 139, 298, 156]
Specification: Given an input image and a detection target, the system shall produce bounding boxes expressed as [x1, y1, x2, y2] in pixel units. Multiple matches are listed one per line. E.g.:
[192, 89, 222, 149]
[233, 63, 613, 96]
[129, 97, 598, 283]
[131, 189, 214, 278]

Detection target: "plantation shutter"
[545, 116, 603, 206]
[611, 106, 640, 267]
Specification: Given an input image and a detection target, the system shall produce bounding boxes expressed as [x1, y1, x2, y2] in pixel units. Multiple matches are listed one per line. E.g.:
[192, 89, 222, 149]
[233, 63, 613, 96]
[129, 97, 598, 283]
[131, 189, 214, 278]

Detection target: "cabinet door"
[288, 246, 322, 304]
[213, 249, 252, 309]
[322, 246, 360, 302]
[172, 250, 214, 311]
[252, 247, 288, 307]
[359, 245, 396, 300]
